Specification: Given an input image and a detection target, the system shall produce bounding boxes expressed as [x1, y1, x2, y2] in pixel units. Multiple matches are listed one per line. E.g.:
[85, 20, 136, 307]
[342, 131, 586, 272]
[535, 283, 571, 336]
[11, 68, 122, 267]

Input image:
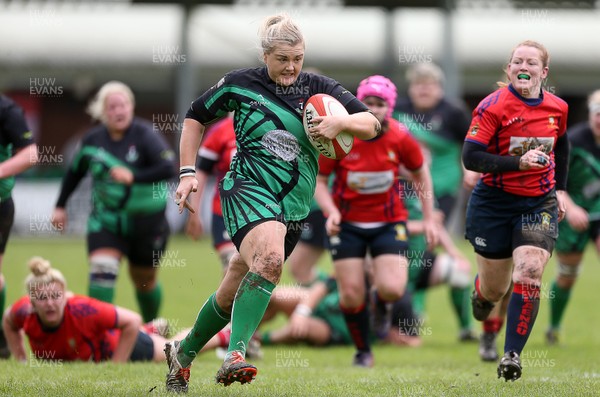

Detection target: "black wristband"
[179, 166, 196, 179]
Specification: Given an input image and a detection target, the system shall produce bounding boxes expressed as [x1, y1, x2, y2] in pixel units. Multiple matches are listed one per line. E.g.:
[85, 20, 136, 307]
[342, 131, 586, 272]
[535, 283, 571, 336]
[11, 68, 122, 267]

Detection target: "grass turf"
[1, 235, 599, 396]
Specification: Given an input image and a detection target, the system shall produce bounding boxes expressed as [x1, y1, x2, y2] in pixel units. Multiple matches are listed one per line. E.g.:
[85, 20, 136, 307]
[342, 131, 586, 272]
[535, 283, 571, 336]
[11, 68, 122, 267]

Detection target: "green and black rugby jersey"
[56, 117, 176, 214]
[186, 67, 369, 221]
[0, 95, 34, 199]
[565, 121, 600, 212]
[393, 97, 470, 199]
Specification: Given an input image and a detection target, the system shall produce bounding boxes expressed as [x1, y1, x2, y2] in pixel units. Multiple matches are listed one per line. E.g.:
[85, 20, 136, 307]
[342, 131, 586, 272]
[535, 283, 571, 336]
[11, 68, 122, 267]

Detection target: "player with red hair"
[463, 40, 569, 381]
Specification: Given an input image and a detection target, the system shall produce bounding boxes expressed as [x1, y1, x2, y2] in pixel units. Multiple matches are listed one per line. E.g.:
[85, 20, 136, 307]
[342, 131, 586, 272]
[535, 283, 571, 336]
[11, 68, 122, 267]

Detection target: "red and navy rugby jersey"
[465, 84, 568, 196]
[319, 119, 423, 223]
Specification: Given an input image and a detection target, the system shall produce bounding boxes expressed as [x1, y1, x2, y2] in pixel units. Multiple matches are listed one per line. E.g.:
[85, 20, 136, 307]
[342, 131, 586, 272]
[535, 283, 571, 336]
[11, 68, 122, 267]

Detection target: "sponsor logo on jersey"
[126, 145, 139, 163]
[508, 136, 554, 156]
[249, 94, 270, 108]
[505, 117, 524, 127]
[261, 130, 300, 161]
[347, 170, 394, 195]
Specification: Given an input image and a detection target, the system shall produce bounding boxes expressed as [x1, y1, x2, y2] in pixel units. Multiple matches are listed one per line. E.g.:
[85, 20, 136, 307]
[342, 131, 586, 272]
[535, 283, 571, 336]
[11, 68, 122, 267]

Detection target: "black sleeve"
[134, 162, 175, 183]
[55, 138, 91, 208]
[133, 130, 176, 183]
[553, 134, 570, 191]
[196, 156, 217, 174]
[448, 101, 472, 143]
[312, 74, 369, 115]
[55, 167, 84, 208]
[186, 74, 234, 125]
[1, 97, 34, 149]
[462, 141, 521, 173]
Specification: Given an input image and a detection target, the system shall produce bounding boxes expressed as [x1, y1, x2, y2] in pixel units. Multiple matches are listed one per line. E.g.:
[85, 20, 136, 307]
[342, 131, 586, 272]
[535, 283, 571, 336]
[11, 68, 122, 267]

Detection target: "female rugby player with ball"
[165, 13, 380, 392]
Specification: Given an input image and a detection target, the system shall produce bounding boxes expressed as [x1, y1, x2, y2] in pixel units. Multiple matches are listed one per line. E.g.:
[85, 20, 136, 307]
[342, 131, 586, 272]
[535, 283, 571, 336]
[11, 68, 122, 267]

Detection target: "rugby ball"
[303, 94, 354, 160]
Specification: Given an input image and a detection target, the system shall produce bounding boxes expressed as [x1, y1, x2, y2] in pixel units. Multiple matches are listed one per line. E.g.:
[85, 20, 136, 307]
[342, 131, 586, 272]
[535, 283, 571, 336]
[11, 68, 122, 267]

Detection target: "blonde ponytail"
[258, 13, 304, 54]
[25, 257, 67, 293]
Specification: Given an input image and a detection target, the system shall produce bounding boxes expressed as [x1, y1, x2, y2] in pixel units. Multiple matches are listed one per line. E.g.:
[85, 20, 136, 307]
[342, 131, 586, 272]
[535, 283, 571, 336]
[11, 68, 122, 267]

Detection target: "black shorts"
[436, 194, 457, 224]
[0, 197, 15, 253]
[87, 211, 169, 266]
[231, 218, 304, 262]
[211, 213, 232, 250]
[329, 221, 409, 261]
[465, 182, 558, 259]
[129, 331, 154, 362]
[299, 209, 329, 250]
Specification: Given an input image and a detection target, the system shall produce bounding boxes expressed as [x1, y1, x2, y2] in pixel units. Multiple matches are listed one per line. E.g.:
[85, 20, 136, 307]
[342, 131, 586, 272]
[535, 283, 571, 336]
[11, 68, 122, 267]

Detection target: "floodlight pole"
[174, 3, 195, 158]
[381, 6, 396, 80]
[439, 0, 462, 99]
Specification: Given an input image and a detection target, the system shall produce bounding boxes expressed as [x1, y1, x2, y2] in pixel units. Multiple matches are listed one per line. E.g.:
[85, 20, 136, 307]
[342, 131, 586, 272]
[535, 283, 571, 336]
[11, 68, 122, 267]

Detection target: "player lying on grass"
[1, 256, 205, 363]
[259, 276, 351, 346]
[258, 274, 420, 348]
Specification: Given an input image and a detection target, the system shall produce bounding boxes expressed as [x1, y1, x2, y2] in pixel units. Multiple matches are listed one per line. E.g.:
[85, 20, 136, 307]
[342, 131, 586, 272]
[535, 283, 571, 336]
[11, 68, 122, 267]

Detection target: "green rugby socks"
[178, 292, 231, 367]
[226, 272, 275, 358]
[136, 283, 162, 323]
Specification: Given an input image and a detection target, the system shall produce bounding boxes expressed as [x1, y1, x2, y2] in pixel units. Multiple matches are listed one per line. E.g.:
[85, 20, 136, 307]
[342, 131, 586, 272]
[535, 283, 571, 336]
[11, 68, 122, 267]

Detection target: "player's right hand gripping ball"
[303, 94, 354, 160]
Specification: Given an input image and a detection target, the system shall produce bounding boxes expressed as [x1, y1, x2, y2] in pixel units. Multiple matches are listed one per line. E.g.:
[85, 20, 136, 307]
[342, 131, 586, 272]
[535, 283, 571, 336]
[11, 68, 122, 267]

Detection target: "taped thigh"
[557, 261, 581, 278]
[89, 255, 120, 287]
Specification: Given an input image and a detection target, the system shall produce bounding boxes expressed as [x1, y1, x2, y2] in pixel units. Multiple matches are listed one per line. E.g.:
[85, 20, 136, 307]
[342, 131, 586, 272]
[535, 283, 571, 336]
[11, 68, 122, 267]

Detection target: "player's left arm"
[409, 162, 439, 249]
[344, 111, 381, 140]
[314, 171, 341, 236]
[111, 306, 143, 363]
[2, 306, 28, 363]
[0, 143, 38, 179]
[314, 81, 381, 141]
[288, 280, 329, 339]
[462, 106, 523, 173]
[310, 110, 380, 141]
[0, 101, 38, 179]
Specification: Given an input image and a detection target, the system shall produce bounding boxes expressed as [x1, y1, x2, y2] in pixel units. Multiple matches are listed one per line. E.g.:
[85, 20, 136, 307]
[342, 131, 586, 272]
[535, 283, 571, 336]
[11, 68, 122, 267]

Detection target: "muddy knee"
[252, 251, 283, 284]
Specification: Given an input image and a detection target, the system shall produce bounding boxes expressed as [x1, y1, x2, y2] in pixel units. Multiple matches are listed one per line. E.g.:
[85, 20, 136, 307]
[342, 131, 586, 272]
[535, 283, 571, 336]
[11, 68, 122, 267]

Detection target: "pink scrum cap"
[356, 75, 397, 119]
